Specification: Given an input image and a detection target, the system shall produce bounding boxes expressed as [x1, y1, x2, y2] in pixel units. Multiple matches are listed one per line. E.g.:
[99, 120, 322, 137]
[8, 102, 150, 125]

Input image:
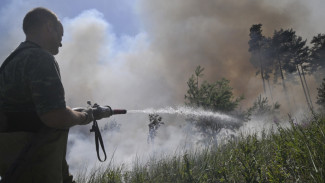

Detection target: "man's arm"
[40, 107, 89, 129]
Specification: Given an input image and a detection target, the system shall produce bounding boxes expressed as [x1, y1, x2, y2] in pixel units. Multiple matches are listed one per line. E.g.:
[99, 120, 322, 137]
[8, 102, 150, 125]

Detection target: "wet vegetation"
[76, 113, 325, 183]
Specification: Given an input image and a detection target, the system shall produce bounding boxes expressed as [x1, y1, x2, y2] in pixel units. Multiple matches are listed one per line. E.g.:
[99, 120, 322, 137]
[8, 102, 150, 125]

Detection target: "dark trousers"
[0, 127, 74, 183]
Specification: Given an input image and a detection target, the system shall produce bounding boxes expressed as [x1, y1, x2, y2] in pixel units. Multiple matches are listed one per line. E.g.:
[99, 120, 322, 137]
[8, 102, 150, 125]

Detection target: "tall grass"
[76, 114, 325, 183]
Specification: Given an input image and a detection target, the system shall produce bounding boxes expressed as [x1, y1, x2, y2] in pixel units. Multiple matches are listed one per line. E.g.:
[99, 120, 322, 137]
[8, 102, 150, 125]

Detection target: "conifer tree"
[249, 24, 267, 93]
[310, 34, 325, 83]
[316, 78, 325, 109]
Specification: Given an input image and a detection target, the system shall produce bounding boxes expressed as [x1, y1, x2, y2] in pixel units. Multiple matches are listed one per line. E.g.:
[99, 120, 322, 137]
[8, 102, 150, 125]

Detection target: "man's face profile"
[48, 21, 63, 55]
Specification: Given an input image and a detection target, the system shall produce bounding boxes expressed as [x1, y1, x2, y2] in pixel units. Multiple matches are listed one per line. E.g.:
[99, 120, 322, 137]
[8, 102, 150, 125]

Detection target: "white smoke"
[56, 9, 196, 174]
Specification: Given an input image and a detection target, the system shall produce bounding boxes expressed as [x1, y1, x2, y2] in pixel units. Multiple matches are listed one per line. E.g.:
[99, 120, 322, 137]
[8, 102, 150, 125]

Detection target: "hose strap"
[90, 119, 107, 162]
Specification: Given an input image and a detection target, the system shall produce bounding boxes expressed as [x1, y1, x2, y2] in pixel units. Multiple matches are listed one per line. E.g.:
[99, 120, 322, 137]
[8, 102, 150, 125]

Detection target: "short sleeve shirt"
[0, 41, 66, 115]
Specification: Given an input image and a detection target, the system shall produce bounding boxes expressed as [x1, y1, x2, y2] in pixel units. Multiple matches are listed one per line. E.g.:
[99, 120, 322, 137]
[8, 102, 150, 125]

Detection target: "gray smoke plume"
[136, 0, 322, 106]
[0, 0, 323, 110]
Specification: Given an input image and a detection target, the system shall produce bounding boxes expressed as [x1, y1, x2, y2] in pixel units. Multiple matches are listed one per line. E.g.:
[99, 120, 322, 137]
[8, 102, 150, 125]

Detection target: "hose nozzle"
[112, 109, 127, 115]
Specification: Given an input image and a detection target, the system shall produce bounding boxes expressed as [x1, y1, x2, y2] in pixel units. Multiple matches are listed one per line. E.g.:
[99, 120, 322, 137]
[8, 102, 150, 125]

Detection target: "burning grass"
[76, 113, 325, 183]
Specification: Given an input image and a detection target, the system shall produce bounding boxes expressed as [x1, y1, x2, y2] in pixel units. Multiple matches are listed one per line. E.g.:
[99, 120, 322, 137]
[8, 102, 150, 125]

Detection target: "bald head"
[23, 7, 63, 55]
[23, 7, 59, 35]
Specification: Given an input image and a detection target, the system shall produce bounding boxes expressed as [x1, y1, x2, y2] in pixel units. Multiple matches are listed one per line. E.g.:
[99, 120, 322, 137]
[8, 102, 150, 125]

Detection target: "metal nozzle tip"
[112, 109, 127, 115]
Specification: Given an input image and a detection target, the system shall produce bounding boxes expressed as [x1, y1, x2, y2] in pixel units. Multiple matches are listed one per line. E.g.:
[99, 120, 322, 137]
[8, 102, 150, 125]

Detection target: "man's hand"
[73, 107, 94, 125]
[92, 105, 112, 120]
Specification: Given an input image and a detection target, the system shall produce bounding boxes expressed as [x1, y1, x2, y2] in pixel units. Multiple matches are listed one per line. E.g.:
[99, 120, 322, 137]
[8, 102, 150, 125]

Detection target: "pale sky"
[0, 0, 140, 36]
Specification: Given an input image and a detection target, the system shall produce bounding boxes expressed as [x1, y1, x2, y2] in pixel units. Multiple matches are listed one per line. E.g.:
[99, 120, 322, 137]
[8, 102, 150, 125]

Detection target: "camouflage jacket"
[0, 41, 66, 118]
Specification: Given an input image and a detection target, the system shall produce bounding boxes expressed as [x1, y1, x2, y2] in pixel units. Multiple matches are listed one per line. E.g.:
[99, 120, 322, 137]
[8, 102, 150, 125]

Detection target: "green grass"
[76, 113, 325, 183]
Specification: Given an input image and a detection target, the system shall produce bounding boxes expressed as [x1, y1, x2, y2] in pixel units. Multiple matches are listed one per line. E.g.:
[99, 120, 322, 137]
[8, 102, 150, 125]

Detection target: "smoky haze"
[0, 0, 324, 176]
[59, 0, 321, 172]
[137, 0, 316, 106]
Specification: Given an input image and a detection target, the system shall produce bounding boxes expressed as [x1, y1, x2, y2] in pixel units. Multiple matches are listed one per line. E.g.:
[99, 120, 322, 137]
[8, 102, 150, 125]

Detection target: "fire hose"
[73, 101, 127, 162]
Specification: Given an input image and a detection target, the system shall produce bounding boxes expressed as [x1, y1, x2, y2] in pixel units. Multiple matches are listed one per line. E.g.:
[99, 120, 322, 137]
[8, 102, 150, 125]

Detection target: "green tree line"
[248, 24, 325, 112]
[183, 23, 325, 146]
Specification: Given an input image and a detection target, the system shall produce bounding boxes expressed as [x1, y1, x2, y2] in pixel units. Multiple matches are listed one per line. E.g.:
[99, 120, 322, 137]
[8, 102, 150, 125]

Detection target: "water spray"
[74, 103, 239, 162]
[128, 106, 238, 122]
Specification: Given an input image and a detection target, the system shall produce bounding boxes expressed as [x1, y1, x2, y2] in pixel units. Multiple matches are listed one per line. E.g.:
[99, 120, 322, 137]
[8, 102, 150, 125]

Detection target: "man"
[0, 7, 94, 183]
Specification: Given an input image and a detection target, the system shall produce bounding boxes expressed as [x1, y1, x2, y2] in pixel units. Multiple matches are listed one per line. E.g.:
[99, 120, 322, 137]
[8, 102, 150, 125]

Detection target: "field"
[76, 112, 325, 183]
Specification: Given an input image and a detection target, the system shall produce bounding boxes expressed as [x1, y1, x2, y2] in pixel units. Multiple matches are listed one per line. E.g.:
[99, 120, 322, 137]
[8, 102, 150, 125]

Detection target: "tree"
[185, 66, 244, 146]
[147, 114, 164, 144]
[245, 95, 280, 121]
[249, 24, 265, 92]
[101, 120, 121, 133]
[249, 24, 267, 93]
[261, 37, 276, 101]
[271, 29, 295, 87]
[316, 78, 325, 109]
[248, 24, 275, 102]
[269, 28, 302, 111]
[310, 34, 325, 83]
[284, 31, 314, 110]
[185, 66, 204, 107]
[185, 66, 243, 112]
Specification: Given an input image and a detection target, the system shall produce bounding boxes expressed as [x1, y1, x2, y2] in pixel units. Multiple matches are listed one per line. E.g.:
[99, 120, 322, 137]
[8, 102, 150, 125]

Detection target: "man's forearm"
[40, 107, 87, 129]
